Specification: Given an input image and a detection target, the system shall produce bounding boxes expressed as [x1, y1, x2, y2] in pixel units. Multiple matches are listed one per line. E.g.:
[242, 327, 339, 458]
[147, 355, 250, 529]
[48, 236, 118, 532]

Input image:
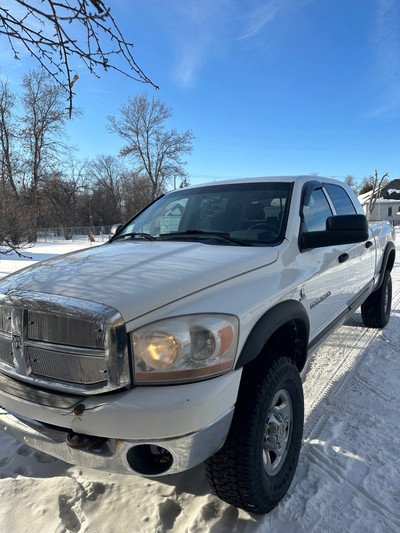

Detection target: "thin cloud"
[168, 0, 231, 87]
[374, 0, 400, 77]
[364, 86, 400, 118]
[239, 1, 283, 41]
[174, 49, 204, 88]
[370, 0, 400, 116]
[170, 0, 314, 87]
[239, 0, 314, 41]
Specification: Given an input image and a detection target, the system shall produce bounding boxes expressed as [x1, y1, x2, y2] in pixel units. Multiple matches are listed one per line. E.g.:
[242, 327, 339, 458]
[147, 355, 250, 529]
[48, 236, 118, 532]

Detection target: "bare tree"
[108, 94, 194, 199]
[86, 154, 124, 223]
[359, 173, 389, 196]
[0, 70, 85, 250]
[0, 191, 35, 255]
[0, 79, 19, 198]
[120, 171, 159, 219]
[0, 1, 158, 116]
[344, 175, 358, 194]
[41, 170, 84, 238]
[21, 69, 70, 231]
[0, 78, 36, 253]
[179, 176, 190, 188]
[365, 170, 389, 219]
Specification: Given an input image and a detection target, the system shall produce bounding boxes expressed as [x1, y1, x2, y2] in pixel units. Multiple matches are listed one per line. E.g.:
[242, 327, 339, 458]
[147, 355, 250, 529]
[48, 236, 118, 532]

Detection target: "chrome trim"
[0, 291, 130, 395]
[0, 408, 234, 476]
[11, 306, 29, 375]
[0, 372, 82, 408]
[0, 333, 13, 367]
[26, 340, 106, 358]
[0, 305, 11, 333]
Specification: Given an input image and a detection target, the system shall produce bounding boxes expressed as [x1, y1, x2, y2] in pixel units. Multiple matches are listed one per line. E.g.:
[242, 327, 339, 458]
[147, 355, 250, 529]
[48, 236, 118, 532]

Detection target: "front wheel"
[205, 356, 304, 514]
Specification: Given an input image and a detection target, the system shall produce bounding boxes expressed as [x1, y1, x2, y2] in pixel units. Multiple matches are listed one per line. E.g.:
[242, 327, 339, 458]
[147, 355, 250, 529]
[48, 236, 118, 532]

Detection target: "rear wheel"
[361, 270, 392, 328]
[205, 356, 304, 514]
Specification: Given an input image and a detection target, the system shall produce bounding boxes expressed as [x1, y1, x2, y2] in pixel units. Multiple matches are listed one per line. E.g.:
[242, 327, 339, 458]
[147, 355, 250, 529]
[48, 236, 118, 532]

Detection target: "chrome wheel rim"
[263, 388, 293, 476]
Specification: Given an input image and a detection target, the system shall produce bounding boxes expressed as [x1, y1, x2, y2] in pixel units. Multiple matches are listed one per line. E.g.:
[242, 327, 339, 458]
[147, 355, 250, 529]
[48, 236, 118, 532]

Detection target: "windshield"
[112, 182, 292, 246]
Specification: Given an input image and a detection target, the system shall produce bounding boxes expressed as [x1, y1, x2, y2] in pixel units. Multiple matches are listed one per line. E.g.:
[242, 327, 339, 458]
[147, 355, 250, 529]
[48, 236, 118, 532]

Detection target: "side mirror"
[300, 214, 369, 251]
[109, 223, 123, 238]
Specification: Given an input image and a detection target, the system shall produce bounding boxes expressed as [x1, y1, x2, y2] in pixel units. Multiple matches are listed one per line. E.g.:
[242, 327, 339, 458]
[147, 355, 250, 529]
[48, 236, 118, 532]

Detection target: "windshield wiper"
[111, 232, 156, 242]
[159, 230, 251, 246]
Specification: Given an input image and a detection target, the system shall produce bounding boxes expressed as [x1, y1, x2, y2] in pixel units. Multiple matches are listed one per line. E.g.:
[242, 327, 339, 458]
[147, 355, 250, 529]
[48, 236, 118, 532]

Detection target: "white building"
[358, 179, 400, 226]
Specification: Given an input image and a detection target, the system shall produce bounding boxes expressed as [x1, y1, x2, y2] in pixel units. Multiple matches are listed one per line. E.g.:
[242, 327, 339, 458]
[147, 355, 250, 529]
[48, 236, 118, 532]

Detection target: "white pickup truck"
[0, 176, 395, 513]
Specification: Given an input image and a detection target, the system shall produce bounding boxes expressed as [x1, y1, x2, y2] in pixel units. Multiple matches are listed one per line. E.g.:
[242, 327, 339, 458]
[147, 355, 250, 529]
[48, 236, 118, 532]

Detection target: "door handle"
[338, 253, 349, 263]
[365, 241, 373, 248]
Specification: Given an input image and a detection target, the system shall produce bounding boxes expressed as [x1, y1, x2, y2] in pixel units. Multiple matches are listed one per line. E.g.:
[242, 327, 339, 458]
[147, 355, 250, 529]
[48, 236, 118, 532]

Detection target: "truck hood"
[0, 241, 278, 322]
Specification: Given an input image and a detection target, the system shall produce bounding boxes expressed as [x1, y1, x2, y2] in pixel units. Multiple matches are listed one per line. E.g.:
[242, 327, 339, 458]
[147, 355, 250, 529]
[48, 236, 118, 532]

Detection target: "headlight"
[132, 314, 239, 384]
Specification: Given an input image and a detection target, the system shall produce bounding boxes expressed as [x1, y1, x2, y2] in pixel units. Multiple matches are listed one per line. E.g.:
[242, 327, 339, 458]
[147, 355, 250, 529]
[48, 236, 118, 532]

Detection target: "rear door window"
[324, 184, 356, 215]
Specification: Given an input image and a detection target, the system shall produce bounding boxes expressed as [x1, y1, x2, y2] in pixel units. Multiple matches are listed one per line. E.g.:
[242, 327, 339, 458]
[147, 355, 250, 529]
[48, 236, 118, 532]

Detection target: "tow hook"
[66, 432, 108, 452]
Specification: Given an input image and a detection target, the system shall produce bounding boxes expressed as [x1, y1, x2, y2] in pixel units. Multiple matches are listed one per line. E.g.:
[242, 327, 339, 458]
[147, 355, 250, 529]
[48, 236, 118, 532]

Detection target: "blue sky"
[1, 0, 399, 186]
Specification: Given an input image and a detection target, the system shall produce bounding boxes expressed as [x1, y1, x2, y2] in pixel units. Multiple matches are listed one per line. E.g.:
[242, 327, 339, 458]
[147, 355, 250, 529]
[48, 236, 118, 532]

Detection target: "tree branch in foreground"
[0, 1, 159, 117]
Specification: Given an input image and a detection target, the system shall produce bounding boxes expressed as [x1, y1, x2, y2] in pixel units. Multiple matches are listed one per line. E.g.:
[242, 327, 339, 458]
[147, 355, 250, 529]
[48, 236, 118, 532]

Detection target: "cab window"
[303, 189, 333, 232]
[324, 184, 356, 215]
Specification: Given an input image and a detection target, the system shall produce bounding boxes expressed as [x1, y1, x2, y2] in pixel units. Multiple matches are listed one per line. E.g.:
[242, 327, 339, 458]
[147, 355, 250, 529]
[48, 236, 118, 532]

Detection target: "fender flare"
[375, 242, 396, 292]
[235, 300, 310, 369]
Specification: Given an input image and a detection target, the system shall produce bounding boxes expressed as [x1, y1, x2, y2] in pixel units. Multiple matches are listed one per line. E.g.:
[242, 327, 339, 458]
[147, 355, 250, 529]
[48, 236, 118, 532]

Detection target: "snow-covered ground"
[0, 234, 399, 533]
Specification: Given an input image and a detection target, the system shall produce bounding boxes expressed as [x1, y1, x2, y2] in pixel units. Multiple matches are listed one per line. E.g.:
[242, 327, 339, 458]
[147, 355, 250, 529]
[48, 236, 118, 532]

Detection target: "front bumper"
[0, 407, 234, 476]
[0, 369, 242, 475]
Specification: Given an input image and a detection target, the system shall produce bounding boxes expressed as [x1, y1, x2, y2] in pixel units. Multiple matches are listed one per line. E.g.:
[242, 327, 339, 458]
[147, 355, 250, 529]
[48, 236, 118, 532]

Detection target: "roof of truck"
[183, 175, 342, 190]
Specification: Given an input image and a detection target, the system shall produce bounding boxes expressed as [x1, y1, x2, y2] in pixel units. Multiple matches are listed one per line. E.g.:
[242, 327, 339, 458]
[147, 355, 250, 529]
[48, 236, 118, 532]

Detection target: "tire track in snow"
[302, 325, 377, 441]
[302, 281, 400, 442]
[292, 276, 400, 532]
[305, 445, 400, 529]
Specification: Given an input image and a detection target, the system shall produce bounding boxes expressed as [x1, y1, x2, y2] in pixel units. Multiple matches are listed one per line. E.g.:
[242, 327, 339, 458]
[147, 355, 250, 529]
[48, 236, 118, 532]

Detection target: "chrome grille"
[0, 336, 13, 367]
[0, 306, 11, 333]
[0, 291, 130, 395]
[28, 310, 104, 349]
[28, 345, 107, 385]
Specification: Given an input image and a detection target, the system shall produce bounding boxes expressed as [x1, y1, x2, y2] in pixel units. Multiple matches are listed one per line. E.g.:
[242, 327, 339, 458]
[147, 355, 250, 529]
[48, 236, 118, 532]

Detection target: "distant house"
[358, 179, 400, 226]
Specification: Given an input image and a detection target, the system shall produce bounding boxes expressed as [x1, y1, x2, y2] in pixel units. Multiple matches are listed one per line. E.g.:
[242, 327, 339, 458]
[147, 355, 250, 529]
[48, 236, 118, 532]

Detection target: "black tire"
[361, 270, 392, 328]
[205, 355, 304, 514]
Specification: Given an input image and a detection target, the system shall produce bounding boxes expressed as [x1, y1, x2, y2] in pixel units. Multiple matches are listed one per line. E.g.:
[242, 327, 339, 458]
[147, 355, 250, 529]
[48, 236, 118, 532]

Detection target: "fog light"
[127, 444, 173, 475]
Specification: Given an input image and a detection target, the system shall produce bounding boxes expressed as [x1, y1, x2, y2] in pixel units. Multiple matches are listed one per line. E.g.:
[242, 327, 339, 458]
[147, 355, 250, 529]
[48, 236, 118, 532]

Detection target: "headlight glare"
[140, 331, 179, 369]
[132, 314, 238, 384]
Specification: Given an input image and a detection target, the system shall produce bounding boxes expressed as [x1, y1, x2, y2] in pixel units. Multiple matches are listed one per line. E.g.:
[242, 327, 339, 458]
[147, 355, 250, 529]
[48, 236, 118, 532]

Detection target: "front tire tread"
[205, 356, 303, 514]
